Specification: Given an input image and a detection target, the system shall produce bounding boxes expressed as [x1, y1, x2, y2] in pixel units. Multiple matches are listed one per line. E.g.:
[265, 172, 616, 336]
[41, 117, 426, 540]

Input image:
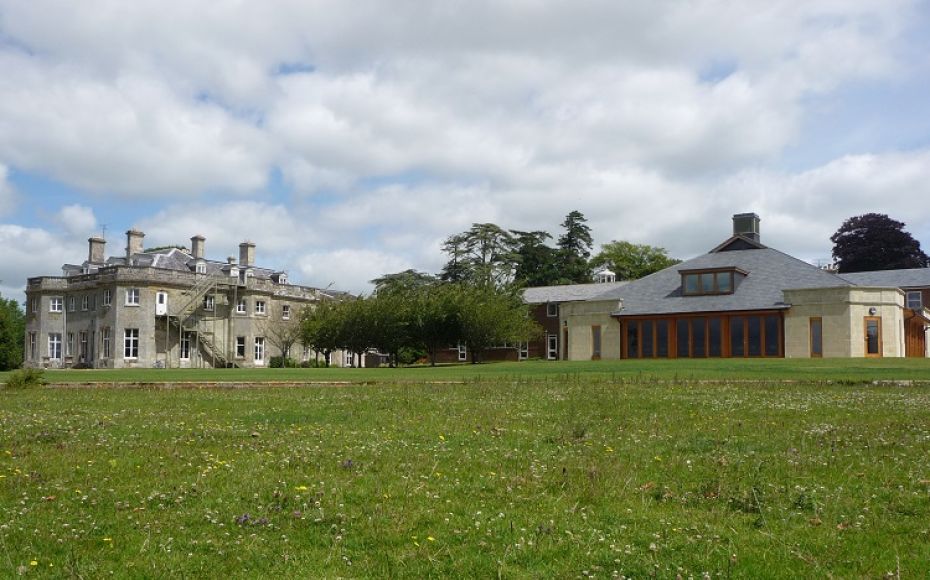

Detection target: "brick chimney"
[191, 235, 205, 260]
[239, 241, 255, 267]
[732, 213, 760, 243]
[88, 236, 106, 264]
[126, 229, 145, 258]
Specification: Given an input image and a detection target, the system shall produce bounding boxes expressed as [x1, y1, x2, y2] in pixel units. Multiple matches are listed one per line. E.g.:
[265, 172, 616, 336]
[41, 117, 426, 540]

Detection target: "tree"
[590, 241, 681, 280]
[440, 223, 518, 287]
[511, 230, 561, 287]
[371, 269, 438, 295]
[456, 285, 539, 363]
[557, 210, 594, 283]
[407, 284, 463, 366]
[831, 213, 930, 273]
[0, 295, 24, 371]
[300, 301, 343, 366]
[257, 305, 304, 364]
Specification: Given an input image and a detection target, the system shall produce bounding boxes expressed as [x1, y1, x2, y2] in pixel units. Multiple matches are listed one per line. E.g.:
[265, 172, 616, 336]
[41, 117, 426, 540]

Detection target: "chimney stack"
[732, 213, 761, 243]
[88, 236, 106, 264]
[126, 229, 145, 258]
[191, 235, 205, 260]
[239, 241, 255, 267]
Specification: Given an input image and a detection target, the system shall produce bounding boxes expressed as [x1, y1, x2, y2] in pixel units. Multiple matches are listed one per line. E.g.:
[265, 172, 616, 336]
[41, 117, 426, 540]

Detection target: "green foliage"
[511, 230, 562, 287]
[3, 367, 45, 389]
[455, 285, 540, 363]
[0, 295, 25, 371]
[591, 240, 681, 280]
[831, 213, 930, 273]
[441, 223, 518, 287]
[269, 356, 299, 368]
[557, 210, 594, 283]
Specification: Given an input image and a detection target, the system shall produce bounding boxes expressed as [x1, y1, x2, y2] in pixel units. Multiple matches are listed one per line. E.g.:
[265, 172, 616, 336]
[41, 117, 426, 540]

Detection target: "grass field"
[4, 357, 930, 385]
[3, 363, 930, 577]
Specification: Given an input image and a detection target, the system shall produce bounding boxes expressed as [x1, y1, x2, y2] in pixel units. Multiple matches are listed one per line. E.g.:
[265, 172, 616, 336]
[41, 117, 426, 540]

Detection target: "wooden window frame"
[864, 316, 882, 358]
[680, 268, 743, 297]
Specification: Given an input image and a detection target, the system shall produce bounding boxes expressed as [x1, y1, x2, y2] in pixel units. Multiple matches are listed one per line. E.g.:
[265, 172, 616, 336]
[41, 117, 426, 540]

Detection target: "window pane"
[764, 316, 780, 356]
[731, 317, 745, 357]
[677, 319, 690, 358]
[692, 318, 706, 357]
[701, 274, 715, 293]
[747, 317, 762, 356]
[626, 322, 639, 359]
[708, 318, 722, 357]
[717, 272, 732, 293]
[684, 274, 699, 294]
[642, 321, 654, 358]
[656, 320, 669, 358]
[866, 319, 880, 354]
[810, 318, 822, 356]
[592, 326, 602, 358]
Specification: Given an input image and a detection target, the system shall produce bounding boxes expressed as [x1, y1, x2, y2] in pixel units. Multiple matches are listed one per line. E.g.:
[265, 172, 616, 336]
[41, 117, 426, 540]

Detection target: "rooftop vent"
[732, 213, 760, 243]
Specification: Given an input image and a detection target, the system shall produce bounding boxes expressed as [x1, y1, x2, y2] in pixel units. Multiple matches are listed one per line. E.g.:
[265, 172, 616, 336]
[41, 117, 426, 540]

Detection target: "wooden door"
[905, 316, 926, 358]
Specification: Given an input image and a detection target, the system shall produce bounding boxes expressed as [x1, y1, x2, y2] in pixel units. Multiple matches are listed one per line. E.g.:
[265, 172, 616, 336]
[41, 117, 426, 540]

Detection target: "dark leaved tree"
[830, 213, 929, 273]
[557, 210, 594, 283]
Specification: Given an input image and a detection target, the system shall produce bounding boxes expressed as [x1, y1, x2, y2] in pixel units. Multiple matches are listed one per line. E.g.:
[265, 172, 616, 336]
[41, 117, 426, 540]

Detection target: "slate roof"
[522, 281, 629, 304]
[102, 248, 278, 280]
[839, 268, 930, 288]
[592, 243, 853, 317]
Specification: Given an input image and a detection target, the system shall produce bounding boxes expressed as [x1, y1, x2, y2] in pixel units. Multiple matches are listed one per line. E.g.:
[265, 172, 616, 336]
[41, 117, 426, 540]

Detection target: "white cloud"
[0, 164, 15, 216]
[54, 204, 97, 238]
[298, 249, 413, 295]
[0, 224, 84, 301]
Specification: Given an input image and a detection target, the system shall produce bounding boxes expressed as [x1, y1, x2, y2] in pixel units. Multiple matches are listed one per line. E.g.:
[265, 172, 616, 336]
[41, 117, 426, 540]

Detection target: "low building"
[557, 213, 930, 360]
[24, 230, 350, 369]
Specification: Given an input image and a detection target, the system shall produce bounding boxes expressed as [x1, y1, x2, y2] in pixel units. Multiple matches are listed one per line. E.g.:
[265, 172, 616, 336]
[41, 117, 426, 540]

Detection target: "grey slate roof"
[593, 246, 852, 316]
[104, 248, 277, 280]
[522, 281, 629, 304]
[839, 268, 930, 288]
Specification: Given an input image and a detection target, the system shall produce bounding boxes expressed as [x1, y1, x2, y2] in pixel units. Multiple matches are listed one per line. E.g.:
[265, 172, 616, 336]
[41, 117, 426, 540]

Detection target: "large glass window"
[656, 321, 669, 358]
[102, 328, 111, 358]
[48, 333, 62, 360]
[717, 273, 732, 293]
[747, 317, 762, 356]
[641, 321, 654, 358]
[684, 274, 699, 295]
[124, 328, 139, 359]
[764, 315, 780, 356]
[626, 321, 639, 358]
[677, 319, 690, 358]
[126, 288, 140, 306]
[708, 318, 722, 357]
[180, 332, 192, 360]
[254, 337, 265, 364]
[730, 316, 745, 357]
[50, 297, 63, 313]
[906, 291, 922, 309]
[691, 318, 706, 357]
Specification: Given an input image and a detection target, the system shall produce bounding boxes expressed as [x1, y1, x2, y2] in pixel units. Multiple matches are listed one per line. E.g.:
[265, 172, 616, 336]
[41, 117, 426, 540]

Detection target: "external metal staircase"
[166, 272, 237, 368]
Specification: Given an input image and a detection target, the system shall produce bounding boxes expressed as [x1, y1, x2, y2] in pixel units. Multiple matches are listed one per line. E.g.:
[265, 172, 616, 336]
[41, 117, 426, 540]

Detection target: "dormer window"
[680, 268, 743, 296]
[195, 262, 206, 274]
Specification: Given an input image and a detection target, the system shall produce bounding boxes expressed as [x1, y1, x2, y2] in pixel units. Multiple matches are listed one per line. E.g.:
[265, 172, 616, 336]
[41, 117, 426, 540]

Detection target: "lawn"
[2, 372, 930, 577]
[4, 357, 930, 385]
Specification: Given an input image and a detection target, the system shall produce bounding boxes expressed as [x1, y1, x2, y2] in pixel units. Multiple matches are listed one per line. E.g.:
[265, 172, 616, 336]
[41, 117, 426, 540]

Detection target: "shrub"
[3, 368, 46, 389]
[300, 359, 326, 368]
[269, 356, 299, 368]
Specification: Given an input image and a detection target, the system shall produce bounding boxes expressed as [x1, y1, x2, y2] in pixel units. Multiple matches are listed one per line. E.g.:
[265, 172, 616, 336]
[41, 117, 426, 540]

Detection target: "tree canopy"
[557, 210, 594, 284]
[0, 295, 24, 371]
[590, 241, 681, 280]
[830, 213, 929, 273]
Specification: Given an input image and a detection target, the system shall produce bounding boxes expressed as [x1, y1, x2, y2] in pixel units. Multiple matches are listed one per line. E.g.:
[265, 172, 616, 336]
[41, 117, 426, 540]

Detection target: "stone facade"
[24, 231, 346, 369]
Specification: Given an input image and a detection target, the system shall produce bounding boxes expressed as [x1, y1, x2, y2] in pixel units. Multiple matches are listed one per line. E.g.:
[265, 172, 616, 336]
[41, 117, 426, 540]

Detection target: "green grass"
[4, 357, 930, 385]
[2, 375, 930, 577]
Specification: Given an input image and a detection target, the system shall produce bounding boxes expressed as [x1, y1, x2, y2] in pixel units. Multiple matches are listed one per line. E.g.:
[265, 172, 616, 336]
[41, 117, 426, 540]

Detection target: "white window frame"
[48, 333, 62, 360]
[50, 296, 63, 313]
[102, 328, 111, 358]
[195, 262, 207, 274]
[235, 336, 246, 358]
[126, 288, 140, 306]
[123, 328, 139, 359]
[519, 342, 529, 360]
[180, 332, 192, 360]
[254, 337, 265, 365]
[68, 296, 76, 312]
[236, 299, 247, 314]
[28, 332, 36, 360]
[255, 300, 266, 315]
[457, 343, 467, 362]
[79, 331, 88, 360]
[31, 299, 37, 313]
[203, 295, 215, 311]
[906, 291, 922, 310]
[282, 304, 291, 320]
[66, 332, 74, 357]
[103, 289, 111, 306]
[547, 302, 559, 317]
[81, 295, 89, 311]
[547, 334, 559, 360]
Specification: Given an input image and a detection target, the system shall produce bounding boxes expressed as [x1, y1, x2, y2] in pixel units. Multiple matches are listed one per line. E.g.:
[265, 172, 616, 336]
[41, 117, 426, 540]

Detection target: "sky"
[2, 0, 930, 301]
